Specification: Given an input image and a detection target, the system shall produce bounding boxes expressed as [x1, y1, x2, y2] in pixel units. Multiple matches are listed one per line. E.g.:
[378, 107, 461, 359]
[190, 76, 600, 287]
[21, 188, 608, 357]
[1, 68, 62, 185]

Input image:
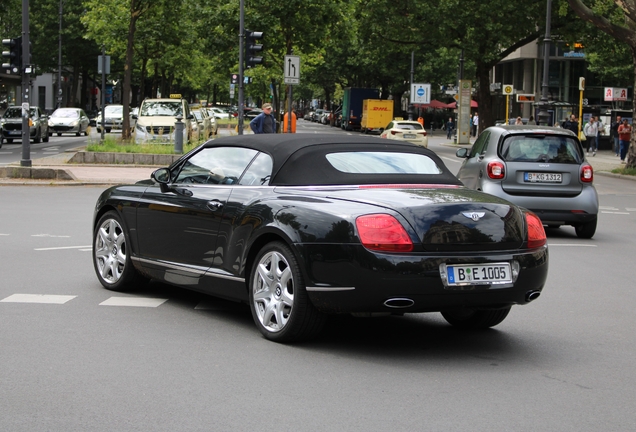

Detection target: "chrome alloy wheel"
[252, 251, 294, 333]
[94, 217, 127, 285]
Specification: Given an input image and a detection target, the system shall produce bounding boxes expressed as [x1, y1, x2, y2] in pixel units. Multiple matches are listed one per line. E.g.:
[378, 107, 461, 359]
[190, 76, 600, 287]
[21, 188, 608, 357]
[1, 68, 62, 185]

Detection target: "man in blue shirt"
[249, 103, 277, 134]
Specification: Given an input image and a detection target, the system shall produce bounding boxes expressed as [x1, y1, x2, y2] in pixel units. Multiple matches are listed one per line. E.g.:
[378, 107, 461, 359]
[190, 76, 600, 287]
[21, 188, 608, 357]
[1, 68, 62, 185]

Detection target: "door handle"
[207, 200, 224, 211]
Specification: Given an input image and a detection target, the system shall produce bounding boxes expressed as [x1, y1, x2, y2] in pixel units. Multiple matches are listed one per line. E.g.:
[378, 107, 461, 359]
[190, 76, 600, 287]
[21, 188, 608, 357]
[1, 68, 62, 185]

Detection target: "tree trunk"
[475, 60, 493, 134]
[628, 47, 636, 169]
[121, 7, 139, 140]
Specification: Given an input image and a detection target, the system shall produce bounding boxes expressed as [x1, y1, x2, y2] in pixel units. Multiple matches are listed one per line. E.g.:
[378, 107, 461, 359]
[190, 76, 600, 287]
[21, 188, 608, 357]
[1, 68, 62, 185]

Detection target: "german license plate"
[403, 134, 416, 139]
[9, 130, 20, 135]
[524, 172, 562, 183]
[442, 263, 512, 286]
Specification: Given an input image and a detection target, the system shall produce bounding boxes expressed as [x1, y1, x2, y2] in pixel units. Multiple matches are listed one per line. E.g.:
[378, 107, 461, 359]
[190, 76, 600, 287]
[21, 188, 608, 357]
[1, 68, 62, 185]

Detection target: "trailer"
[341, 88, 380, 131]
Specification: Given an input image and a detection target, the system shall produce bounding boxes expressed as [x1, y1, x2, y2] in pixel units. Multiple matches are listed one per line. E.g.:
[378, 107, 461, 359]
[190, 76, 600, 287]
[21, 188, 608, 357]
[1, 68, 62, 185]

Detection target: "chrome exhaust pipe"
[384, 298, 415, 308]
[526, 291, 541, 302]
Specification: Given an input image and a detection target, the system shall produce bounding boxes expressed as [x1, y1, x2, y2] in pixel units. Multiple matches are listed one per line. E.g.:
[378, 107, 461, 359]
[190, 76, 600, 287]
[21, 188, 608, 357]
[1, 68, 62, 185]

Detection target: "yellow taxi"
[380, 118, 428, 148]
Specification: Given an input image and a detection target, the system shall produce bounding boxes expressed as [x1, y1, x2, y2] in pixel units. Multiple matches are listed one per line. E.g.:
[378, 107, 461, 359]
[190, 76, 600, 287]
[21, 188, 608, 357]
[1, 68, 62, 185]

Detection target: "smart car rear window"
[500, 135, 582, 164]
[326, 152, 442, 174]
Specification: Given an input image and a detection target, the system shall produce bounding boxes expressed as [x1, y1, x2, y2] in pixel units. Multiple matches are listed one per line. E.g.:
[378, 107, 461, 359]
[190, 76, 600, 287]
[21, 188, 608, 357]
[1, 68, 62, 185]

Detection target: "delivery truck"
[360, 99, 394, 134]
[341, 88, 380, 131]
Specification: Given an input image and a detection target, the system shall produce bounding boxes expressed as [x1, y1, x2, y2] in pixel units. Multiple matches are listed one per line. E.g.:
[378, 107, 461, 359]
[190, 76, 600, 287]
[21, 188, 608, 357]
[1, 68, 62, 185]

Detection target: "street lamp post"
[58, 0, 63, 108]
[537, 0, 552, 126]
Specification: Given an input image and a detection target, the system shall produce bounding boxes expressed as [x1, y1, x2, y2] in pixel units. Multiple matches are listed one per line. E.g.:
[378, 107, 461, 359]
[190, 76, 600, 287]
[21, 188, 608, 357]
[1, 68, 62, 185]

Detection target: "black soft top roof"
[202, 134, 461, 186]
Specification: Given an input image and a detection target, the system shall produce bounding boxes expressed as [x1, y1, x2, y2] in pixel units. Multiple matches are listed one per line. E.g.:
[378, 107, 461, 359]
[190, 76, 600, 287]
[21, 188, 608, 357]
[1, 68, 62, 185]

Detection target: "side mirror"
[151, 167, 171, 184]
[456, 148, 469, 158]
[132, 114, 138, 120]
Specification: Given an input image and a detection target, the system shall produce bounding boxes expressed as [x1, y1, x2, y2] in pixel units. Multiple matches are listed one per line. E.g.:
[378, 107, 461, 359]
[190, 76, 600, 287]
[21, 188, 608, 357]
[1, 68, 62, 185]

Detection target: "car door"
[136, 146, 260, 275]
[457, 131, 491, 189]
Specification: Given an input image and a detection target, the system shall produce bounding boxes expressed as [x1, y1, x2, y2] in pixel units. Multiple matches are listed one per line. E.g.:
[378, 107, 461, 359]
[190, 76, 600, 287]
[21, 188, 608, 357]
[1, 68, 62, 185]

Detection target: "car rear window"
[326, 152, 442, 174]
[396, 123, 423, 130]
[500, 135, 583, 164]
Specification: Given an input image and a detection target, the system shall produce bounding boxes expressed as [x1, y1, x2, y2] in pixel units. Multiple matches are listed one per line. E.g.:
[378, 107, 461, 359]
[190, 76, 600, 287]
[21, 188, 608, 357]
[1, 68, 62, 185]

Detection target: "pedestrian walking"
[584, 116, 599, 156]
[249, 103, 277, 134]
[446, 117, 454, 140]
[611, 116, 622, 156]
[562, 114, 579, 135]
[527, 115, 536, 125]
[618, 118, 631, 163]
[472, 112, 479, 137]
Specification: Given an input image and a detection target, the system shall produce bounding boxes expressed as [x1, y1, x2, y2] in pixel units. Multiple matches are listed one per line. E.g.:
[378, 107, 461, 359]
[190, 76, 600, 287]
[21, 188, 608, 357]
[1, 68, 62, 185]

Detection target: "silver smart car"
[456, 125, 598, 238]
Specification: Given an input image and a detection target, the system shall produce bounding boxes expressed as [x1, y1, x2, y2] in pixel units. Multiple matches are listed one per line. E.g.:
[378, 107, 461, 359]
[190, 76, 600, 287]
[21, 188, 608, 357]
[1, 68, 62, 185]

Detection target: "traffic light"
[2, 37, 22, 74]
[245, 30, 264, 69]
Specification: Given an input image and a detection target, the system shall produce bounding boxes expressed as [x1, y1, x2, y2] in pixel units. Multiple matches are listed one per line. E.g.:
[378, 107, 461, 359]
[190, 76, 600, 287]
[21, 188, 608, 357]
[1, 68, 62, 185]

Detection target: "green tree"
[566, 0, 636, 167]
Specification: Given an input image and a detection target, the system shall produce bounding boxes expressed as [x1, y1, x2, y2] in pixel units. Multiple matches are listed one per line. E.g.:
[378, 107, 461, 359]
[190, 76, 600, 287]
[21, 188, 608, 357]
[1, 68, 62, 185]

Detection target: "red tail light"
[391, 130, 398, 135]
[580, 164, 593, 182]
[356, 214, 413, 252]
[421, 131, 427, 136]
[487, 161, 505, 179]
[525, 212, 546, 248]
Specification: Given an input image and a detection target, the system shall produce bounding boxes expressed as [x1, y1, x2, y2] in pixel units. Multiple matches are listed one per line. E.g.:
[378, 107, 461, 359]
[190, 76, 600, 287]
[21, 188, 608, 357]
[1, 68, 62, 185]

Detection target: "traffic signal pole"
[238, 0, 245, 135]
[21, 0, 31, 167]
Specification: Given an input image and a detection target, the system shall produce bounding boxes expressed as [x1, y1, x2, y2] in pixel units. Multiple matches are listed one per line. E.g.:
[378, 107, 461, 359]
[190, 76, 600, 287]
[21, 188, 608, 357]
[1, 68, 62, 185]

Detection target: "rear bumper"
[482, 183, 598, 224]
[296, 243, 548, 314]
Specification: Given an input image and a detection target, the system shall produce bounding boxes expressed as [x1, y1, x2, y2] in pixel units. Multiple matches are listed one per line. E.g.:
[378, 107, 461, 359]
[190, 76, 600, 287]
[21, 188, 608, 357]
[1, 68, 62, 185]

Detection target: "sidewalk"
[0, 135, 632, 185]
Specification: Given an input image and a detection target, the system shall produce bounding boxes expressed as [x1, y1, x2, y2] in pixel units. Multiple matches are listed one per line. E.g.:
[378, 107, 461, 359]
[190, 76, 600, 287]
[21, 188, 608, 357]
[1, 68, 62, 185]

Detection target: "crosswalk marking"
[99, 296, 168, 307]
[0, 294, 76, 304]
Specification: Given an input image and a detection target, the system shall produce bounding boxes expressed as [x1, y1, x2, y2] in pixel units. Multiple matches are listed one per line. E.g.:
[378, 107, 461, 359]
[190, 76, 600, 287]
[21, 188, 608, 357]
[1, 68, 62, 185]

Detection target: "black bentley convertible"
[92, 134, 548, 342]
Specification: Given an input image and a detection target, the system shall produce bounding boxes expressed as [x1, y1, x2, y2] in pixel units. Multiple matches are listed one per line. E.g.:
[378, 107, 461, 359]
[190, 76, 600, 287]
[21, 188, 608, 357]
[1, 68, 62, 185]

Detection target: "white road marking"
[0, 294, 76, 304]
[548, 244, 598, 247]
[600, 206, 619, 210]
[601, 211, 630, 215]
[0, 233, 10, 236]
[35, 245, 91, 251]
[626, 208, 636, 212]
[100, 297, 168, 307]
[32, 234, 71, 238]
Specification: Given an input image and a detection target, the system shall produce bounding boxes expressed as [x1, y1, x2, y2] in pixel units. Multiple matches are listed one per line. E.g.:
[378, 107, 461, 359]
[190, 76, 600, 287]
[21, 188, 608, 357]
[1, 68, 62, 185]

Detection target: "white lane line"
[32, 234, 71, 238]
[601, 211, 630, 215]
[548, 244, 598, 247]
[0, 233, 10, 236]
[100, 297, 168, 307]
[625, 208, 636, 212]
[1, 294, 76, 304]
[600, 206, 619, 210]
[34, 245, 91, 251]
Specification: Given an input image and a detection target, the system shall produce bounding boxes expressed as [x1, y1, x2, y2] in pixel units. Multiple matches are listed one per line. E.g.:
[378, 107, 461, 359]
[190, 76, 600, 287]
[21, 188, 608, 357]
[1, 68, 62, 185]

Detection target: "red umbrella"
[446, 100, 478, 109]
[419, 99, 449, 109]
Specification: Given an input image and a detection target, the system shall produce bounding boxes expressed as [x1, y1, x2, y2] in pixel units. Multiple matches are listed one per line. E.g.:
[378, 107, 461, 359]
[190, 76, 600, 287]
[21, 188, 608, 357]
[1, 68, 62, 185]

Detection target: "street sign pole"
[20, 0, 31, 167]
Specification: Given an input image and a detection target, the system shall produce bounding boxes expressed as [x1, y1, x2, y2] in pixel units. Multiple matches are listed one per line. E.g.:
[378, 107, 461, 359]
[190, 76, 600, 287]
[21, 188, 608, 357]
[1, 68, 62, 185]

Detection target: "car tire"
[93, 210, 148, 291]
[76, 129, 81, 136]
[43, 128, 49, 142]
[97, 127, 101, 133]
[249, 241, 326, 342]
[575, 219, 597, 239]
[57, 133, 62, 137]
[441, 306, 512, 329]
[33, 131, 41, 143]
[7, 138, 13, 144]
[105, 129, 111, 133]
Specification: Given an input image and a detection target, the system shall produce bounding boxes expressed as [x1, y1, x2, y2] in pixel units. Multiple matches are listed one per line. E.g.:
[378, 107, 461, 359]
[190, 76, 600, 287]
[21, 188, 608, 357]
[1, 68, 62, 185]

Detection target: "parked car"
[96, 104, 136, 133]
[207, 106, 231, 120]
[48, 108, 90, 136]
[380, 119, 428, 147]
[303, 111, 314, 121]
[0, 106, 50, 143]
[456, 125, 598, 238]
[133, 96, 194, 143]
[191, 107, 217, 139]
[312, 109, 326, 122]
[91, 134, 548, 343]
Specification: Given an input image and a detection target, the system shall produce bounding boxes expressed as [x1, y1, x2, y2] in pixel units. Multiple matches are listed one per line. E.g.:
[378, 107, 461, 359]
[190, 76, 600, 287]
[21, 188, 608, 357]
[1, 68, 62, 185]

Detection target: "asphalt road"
[1, 120, 636, 431]
[0, 133, 89, 166]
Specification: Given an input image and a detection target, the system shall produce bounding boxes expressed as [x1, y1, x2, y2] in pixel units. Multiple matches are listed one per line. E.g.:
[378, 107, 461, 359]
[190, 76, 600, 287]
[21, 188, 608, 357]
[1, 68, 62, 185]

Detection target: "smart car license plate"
[524, 172, 562, 183]
[403, 134, 416, 139]
[442, 263, 512, 286]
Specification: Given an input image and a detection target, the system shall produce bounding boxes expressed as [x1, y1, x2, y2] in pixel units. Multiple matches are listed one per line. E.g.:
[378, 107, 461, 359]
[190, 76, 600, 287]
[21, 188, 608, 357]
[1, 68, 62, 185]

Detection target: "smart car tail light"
[525, 212, 546, 248]
[580, 164, 593, 183]
[356, 214, 413, 252]
[487, 161, 505, 179]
